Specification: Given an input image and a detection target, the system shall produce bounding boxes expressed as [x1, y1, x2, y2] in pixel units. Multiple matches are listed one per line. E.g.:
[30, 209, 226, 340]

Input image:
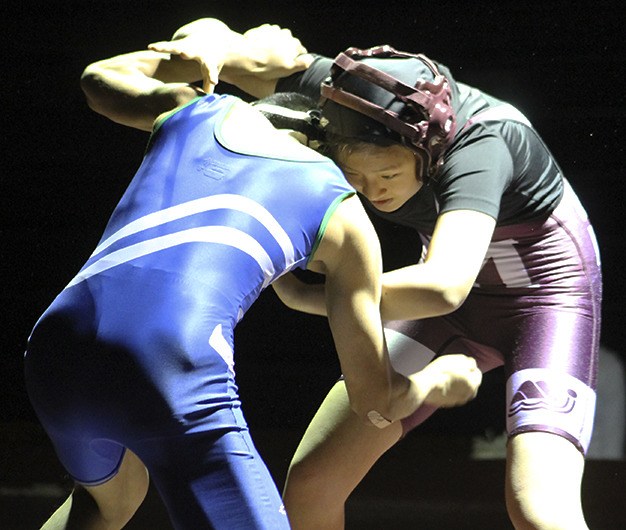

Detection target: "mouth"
[370, 198, 393, 208]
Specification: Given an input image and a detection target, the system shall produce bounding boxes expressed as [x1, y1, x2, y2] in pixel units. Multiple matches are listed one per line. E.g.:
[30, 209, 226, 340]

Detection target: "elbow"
[348, 397, 396, 429]
[428, 271, 474, 314]
[437, 285, 470, 314]
[344, 380, 393, 426]
[80, 64, 106, 113]
[347, 399, 377, 426]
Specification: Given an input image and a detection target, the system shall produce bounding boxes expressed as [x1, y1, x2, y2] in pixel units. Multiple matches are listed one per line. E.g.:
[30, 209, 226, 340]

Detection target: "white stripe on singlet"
[67, 194, 296, 289]
[92, 194, 295, 265]
[66, 226, 276, 289]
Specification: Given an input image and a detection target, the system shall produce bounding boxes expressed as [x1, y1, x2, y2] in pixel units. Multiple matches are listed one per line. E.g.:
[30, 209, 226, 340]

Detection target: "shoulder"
[445, 123, 515, 174]
[313, 195, 377, 266]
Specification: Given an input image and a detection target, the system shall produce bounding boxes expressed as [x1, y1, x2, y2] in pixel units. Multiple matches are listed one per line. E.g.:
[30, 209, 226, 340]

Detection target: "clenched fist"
[412, 354, 482, 408]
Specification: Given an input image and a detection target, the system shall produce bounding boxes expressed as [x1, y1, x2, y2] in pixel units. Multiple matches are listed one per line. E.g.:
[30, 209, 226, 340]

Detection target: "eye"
[381, 173, 399, 180]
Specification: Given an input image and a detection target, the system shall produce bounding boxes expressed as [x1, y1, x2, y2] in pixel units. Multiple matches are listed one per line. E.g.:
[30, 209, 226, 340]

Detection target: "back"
[61, 93, 354, 324]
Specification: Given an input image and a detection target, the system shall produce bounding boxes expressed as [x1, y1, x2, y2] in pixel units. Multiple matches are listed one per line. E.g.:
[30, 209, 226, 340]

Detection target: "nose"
[361, 178, 386, 201]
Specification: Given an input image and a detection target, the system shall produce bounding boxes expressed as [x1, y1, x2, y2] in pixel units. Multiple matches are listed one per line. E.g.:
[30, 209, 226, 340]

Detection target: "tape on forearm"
[367, 410, 392, 429]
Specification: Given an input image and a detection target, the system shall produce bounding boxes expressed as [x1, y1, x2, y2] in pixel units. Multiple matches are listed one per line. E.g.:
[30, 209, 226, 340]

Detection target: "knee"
[284, 457, 332, 506]
[283, 457, 347, 524]
[506, 433, 588, 529]
[283, 464, 344, 530]
[505, 482, 587, 530]
[505, 489, 551, 529]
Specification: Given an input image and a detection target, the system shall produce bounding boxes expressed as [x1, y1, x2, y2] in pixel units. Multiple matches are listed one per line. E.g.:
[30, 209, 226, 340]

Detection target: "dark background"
[2, 0, 624, 439]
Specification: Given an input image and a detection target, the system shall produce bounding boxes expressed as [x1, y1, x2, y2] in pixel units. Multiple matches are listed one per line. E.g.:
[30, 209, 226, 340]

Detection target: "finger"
[148, 40, 177, 53]
[201, 62, 221, 94]
[201, 63, 214, 94]
[294, 53, 314, 69]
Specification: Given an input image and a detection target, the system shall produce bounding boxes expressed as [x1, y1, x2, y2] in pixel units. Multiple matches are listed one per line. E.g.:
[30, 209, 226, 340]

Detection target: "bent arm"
[80, 50, 203, 131]
[80, 17, 303, 129]
[148, 18, 313, 98]
[380, 209, 496, 321]
[313, 197, 427, 424]
[275, 209, 496, 322]
[80, 19, 246, 130]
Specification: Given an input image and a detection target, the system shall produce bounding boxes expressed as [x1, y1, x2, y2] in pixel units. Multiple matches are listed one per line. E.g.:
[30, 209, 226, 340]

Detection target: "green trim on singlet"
[307, 191, 356, 266]
[151, 96, 204, 135]
[143, 96, 204, 155]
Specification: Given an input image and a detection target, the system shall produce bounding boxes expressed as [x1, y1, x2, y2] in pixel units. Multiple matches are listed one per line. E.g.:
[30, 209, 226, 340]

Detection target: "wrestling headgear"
[320, 45, 456, 177]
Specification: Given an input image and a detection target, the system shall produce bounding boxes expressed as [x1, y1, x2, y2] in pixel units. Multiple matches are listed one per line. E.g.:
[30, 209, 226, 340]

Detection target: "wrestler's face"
[337, 144, 423, 212]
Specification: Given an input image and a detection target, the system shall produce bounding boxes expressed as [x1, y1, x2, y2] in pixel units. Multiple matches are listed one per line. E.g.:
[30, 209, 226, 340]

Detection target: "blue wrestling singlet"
[24, 93, 354, 529]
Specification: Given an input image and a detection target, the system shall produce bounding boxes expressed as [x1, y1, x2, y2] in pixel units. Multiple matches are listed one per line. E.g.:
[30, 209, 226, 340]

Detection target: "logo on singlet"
[508, 379, 578, 417]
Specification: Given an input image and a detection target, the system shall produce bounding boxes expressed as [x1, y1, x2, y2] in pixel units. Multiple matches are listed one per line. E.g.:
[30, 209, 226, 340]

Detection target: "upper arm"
[313, 197, 387, 387]
[81, 51, 202, 131]
[424, 209, 496, 297]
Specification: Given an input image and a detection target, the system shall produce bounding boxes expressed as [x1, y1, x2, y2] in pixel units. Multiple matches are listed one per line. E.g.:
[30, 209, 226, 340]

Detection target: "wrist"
[407, 370, 432, 407]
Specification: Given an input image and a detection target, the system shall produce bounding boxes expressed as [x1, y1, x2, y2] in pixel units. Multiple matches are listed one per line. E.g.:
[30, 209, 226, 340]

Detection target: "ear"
[413, 150, 426, 181]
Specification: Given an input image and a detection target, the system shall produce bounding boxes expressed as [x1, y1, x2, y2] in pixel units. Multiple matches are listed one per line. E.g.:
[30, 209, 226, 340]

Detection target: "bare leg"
[506, 432, 588, 529]
[41, 449, 149, 530]
[283, 381, 403, 530]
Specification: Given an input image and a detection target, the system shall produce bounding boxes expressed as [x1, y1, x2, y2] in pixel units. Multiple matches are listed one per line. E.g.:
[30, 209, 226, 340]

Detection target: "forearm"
[155, 18, 311, 98]
[165, 18, 258, 87]
[368, 354, 483, 425]
[380, 210, 495, 322]
[326, 289, 392, 418]
[380, 262, 468, 321]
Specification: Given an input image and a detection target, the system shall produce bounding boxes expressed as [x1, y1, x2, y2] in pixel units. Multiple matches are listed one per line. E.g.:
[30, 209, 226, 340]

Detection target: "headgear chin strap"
[320, 45, 456, 177]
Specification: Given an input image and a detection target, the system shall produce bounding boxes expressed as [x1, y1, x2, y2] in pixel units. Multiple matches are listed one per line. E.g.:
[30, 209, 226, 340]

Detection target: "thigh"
[142, 407, 289, 530]
[284, 381, 403, 505]
[80, 449, 149, 524]
[40, 449, 149, 530]
[384, 317, 505, 433]
[504, 305, 599, 453]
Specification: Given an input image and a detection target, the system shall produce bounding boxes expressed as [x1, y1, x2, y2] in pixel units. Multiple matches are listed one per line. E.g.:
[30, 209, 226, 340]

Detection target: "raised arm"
[80, 18, 311, 130]
[80, 50, 205, 131]
[148, 18, 314, 98]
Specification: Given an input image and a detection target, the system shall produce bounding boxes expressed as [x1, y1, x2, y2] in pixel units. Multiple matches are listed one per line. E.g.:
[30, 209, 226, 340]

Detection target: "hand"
[240, 24, 312, 79]
[148, 33, 227, 93]
[414, 354, 482, 408]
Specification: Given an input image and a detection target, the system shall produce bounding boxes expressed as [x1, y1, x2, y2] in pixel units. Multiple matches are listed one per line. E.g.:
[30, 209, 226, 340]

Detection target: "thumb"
[201, 61, 220, 94]
[148, 40, 177, 54]
[294, 53, 315, 70]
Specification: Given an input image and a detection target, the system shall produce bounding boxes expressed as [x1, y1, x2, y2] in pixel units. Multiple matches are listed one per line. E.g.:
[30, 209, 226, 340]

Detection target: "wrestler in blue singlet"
[24, 93, 354, 529]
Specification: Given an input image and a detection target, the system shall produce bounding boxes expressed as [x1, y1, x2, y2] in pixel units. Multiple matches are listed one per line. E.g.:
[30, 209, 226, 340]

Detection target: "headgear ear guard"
[320, 45, 456, 177]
